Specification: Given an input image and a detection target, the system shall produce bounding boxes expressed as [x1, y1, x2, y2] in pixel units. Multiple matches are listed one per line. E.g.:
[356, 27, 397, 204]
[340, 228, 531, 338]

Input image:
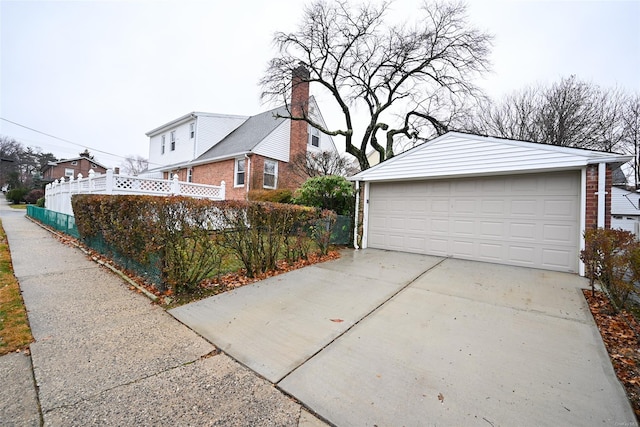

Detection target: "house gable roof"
[42, 156, 108, 172]
[350, 131, 633, 182]
[195, 105, 288, 162]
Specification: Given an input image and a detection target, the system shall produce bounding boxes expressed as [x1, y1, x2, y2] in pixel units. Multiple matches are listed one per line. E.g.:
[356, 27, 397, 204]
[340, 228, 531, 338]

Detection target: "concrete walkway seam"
[276, 256, 448, 386]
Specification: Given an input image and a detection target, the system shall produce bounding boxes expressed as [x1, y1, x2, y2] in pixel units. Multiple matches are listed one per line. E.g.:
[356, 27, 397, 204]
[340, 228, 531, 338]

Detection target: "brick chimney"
[283, 65, 310, 189]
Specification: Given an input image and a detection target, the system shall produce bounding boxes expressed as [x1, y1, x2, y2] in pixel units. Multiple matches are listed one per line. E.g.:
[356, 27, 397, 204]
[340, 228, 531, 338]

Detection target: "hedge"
[72, 195, 333, 293]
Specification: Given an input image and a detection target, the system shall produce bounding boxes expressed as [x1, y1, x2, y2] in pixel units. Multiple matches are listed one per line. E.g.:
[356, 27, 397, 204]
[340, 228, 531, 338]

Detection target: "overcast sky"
[1, 0, 639, 169]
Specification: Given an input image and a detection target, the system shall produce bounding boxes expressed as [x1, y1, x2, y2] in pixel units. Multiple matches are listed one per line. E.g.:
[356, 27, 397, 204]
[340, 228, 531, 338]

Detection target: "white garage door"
[367, 171, 580, 272]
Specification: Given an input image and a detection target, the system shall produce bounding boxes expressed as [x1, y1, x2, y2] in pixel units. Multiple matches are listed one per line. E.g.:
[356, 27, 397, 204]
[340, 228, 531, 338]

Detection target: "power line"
[0, 117, 156, 165]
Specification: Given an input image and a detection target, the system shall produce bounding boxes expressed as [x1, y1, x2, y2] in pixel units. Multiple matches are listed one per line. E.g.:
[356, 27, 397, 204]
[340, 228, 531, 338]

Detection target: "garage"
[367, 172, 580, 272]
[351, 132, 632, 274]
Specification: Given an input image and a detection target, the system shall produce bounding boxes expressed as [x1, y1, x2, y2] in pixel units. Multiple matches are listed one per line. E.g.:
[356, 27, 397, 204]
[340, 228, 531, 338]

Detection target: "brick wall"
[585, 164, 613, 229]
[192, 158, 247, 200]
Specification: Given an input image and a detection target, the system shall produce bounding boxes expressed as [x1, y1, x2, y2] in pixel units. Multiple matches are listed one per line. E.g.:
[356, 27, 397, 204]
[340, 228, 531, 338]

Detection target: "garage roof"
[351, 132, 632, 182]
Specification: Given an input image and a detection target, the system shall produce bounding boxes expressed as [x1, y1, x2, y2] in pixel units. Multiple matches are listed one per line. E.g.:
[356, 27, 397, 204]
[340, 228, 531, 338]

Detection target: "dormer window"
[309, 127, 320, 147]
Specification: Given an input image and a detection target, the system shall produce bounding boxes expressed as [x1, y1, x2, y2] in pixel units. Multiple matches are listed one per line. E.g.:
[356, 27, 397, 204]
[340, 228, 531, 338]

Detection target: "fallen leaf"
[438, 393, 444, 403]
[330, 318, 344, 323]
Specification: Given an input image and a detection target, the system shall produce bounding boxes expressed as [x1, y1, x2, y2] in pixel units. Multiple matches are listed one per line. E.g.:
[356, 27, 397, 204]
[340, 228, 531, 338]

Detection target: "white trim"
[245, 155, 251, 194]
[353, 180, 360, 250]
[579, 167, 586, 276]
[362, 181, 370, 248]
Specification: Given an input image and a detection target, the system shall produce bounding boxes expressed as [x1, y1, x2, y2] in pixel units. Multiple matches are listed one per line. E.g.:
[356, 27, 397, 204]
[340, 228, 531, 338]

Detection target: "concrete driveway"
[170, 249, 636, 426]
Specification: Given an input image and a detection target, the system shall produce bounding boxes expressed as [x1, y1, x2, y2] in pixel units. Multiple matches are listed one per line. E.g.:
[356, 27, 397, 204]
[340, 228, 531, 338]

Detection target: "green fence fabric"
[27, 206, 80, 238]
[27, 206, 164, 290]
[331, 215, 352, 245]
[27, 206, 353, 292]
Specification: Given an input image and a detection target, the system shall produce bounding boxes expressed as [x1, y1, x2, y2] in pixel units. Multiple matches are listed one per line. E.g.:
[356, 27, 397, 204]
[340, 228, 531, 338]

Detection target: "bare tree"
[468, 76, 628, 152]
[121, 155, 149, 176]
[261, 0, 492, 170]
[623, 93, 640, 187]
[290, 150, 360, 178]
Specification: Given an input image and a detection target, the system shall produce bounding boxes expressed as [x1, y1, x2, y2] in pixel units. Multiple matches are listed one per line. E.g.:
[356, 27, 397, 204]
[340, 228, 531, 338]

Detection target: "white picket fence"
[45, 169, 225, 216]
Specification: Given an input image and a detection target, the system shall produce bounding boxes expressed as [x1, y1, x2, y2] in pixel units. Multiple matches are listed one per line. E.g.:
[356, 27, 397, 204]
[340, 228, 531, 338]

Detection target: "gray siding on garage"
[367, 171, 580, 272]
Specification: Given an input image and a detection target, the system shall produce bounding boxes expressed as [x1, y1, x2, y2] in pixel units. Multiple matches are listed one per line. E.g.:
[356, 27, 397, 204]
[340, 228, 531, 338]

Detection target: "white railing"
[45, 169, 225, 216]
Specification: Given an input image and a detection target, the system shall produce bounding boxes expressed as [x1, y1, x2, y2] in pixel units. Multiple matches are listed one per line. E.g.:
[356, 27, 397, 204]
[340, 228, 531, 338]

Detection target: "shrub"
[217, 201, 319, 277]
[293, 175, 355, 215]
[72, 195, 223, 294]
[24, 189, 44, 204]
[71, 195, 333, 292]
[5, 188, 28, 204]
[36, 197, 45, 208]
[580, 228, 638, 312]
[248, 189, 293, 204]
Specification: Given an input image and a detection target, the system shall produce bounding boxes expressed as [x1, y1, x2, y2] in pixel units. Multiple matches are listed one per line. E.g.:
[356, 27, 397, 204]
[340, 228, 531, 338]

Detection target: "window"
[64, 168, 74, 178]
[187, 168, 193, 183]
[190, 122, 195, 139]
[235, 158, 245, 187]
[263, 160, 277, 189]
[71, 160, 78, 165]
[309, 127, 320, 147]
[161, 135, 166, 154]
[170, 131, 176, 151]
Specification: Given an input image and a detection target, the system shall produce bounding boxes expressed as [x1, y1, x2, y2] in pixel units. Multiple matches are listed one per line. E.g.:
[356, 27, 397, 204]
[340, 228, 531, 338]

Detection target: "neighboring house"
[144, 69, 338, 200]
[41, 152, 108, 183]
[349, 131, 632, 276]
[611, 186, 640, 234]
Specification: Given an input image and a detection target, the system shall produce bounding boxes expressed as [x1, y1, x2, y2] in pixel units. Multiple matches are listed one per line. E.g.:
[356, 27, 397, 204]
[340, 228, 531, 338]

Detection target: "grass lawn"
[9, 204, 27, 210]
[0, 219, 33, 354]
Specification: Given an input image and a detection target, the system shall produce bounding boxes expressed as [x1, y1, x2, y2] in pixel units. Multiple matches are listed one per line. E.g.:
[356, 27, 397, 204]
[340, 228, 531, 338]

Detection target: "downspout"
[191, 114, 197, 160]
[245, 154, 251, 199]
[597, 162, 607, 228]
[353, 180, 360, 249]
[362, 181, 370, 248]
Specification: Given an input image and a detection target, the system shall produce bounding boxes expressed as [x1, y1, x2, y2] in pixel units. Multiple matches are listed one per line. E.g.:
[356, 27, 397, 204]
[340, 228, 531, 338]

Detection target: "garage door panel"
[478, 243, 503, 260]
[431, 199, 449, 214]
[389, 217, 405, 230]
[543, 224, 574, 243]
[480, 221, 504, 238]
[511, 200, 538, 216]
[481, 200, 505, 215]
[510, 223, 537, 240]
[367, 171, 579, 272]
[407, 218, 427, 232]
[543, 199, 577, 219]
[431, 219, 449, 233]
[452, 219, 475, 235]
[542, 248, 572, 269]
[428, 238, 448, 254]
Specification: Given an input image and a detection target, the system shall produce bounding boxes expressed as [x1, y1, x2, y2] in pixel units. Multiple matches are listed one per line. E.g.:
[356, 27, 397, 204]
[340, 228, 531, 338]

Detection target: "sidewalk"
[0, 201, 325, 426]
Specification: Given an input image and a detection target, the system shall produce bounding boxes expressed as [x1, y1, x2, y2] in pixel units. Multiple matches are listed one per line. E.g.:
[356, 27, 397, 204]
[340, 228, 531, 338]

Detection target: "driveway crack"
[276, 257, 448, 384]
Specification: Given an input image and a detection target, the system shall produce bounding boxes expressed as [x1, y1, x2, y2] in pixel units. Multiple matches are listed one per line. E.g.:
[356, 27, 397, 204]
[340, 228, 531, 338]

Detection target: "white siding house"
[146, 112, 248, 168]
[611, 186, 640, 234]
